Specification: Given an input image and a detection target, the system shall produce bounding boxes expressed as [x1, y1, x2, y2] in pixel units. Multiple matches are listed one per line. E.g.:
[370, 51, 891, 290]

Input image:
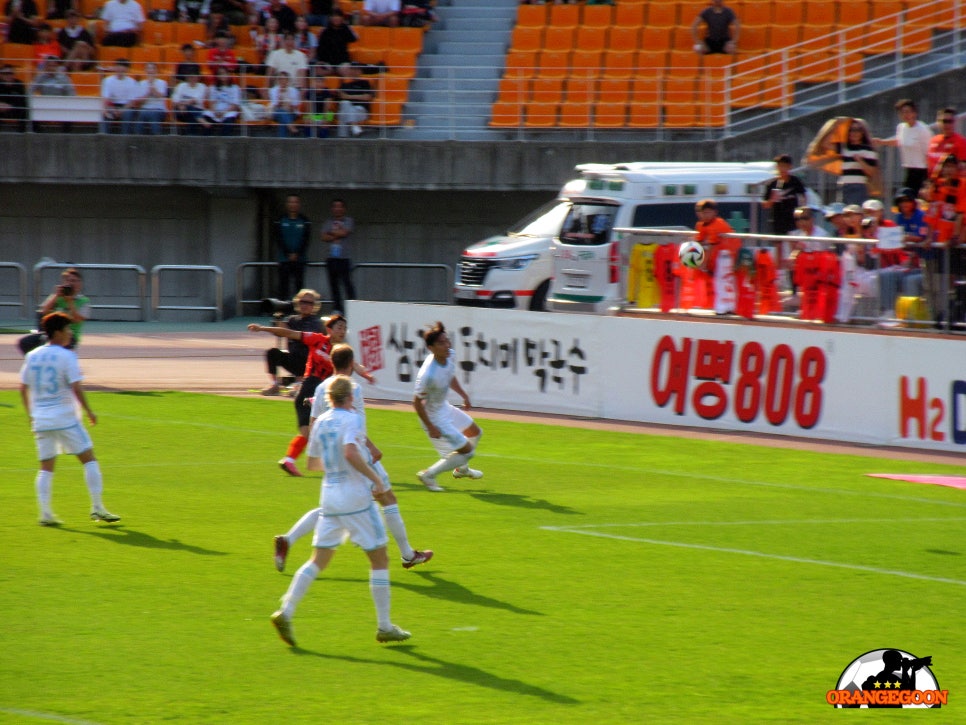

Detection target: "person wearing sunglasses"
[927, 108, 966, 175]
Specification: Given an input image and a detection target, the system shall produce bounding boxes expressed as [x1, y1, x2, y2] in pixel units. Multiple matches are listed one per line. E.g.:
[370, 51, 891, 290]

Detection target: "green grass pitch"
[0, 391, 963, 724]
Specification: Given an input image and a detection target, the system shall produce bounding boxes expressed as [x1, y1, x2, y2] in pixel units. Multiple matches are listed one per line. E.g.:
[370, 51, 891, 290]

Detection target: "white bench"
[30, 95, 103, 123]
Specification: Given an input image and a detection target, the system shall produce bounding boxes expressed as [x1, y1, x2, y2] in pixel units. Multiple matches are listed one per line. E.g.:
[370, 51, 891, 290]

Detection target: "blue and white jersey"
[19, 344, 83, 432]
[310, 376, 365, 426]
[314, 407, 371, 515]
[414, 348, 457, 419]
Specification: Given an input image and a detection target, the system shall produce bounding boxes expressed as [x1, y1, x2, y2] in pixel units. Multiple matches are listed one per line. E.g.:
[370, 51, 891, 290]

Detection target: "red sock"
[286, 435, 307, 460]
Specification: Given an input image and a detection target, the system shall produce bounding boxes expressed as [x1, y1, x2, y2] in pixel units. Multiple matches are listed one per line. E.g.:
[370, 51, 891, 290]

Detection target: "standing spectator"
[321, 197, 356, 313]
[57, 10, 96, 72]
[99, 0, 145, 47]
[302, 0, 332, 27]
[817, 119, 880, 205]
[761, 154, 807, 236]
[100, 59, 140, 134]
[259, 0, 297, 33]
[266, 31, 309, 87]
[39, 268, 91, 348]
[201, 66, 241, 134]
[136, 62, 168, 134]
[293, 15, 317, 56]
[872, 99, 932, 195]
[314, 8, 356, 68]
[691, 0, 739, 55]
[274, 193, 312, 299]
[269, 375, 411, 648]
[32, 24, 63, 65]
[258, 288, 323, 396]
[3, 0, 40, 44]
[20, 312, 122, 527]
[254, 16, 283, 66]
[927, 108, 966, 174]
[172, 43, 202, 85]
[694, 198, 737, 312]
[268, 70, 303, 136]
[0, 65, 29, 132]
[31, 56, 75, 96]
[922, 154, 965, 327]
[177, 0, 211, 22]
[206, 30, 240, 79]
[362, 0, 399, 27]
[335, 61, 372, 137]
[171, 72, 208, 134]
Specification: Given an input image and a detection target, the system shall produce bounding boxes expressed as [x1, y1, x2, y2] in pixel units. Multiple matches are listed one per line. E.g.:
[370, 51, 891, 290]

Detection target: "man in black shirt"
[0, 65, 29, 132]
[761, 154, 807, 236]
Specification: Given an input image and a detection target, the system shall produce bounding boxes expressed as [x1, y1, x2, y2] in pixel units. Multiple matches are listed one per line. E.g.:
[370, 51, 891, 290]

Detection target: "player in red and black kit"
[248, 313, 374, 476]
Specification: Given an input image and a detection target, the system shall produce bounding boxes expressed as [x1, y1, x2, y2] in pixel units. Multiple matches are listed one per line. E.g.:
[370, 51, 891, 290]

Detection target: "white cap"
[862, 199, 884, 211]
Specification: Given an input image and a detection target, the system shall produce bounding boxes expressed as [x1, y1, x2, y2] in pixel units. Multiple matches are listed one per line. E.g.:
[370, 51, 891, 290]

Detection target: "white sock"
[426, 450, 473, 477]
[381, 504, 414, 560]
[83, 460, 104, 511]
[36, 470, 54, 517]
[281, 560, 319, 617]
[373, 460, 391, 490]
[370, 569, 391, 630]
[286, 507, 321, 544]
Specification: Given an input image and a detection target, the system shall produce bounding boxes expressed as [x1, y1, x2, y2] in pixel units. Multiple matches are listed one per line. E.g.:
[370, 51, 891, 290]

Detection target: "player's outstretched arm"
[248, 323, 300, 340]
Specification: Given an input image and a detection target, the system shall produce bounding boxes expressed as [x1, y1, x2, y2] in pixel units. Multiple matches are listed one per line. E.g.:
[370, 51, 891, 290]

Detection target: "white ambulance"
[546, 161, 780, 314]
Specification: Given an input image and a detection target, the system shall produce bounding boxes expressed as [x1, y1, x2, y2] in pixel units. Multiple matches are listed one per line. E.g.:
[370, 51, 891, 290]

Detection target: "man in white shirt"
[100, 0, 145, 46]
[266, 32, 308, 88]
[788, 205, 831, 252]
[873, 98, 932, 195]
[19, 312, 121, 526]
[362, 0, 399, 27]
[101, 58, 140, 133]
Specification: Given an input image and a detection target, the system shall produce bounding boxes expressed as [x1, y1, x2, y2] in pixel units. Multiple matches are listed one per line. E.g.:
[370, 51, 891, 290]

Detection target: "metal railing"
[33, 261, 148, 320]
[0, 262, 28, 317]
[151, 264, 223, 321]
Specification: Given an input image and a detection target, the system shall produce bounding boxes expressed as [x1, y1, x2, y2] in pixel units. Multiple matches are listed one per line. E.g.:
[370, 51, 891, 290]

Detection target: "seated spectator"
[293, 15, 317, 56]
[177, 0, 207, 22]
[31, 56, 75, 95]
[211, 0, 248, 25]
[173, 43, 203, 85]
[268, 71, 303, 137]
[315, 8, 356, 68]
[206, 29, 240, 79]
[57, 10, 96, 72]
[258, 0, 297, 33]
[204, 12, 233, 44]
[266, 32, 308, 87]
[100, 0, 145, 48]
[3, 0, 40, 45]
[0, 65, 30, 132]
[202, 66, 241, 134]
[824, 203, 849, 238]
[691, 0, 739, 55]
[100, 59, 140, 133]
[362, 0, 399, 27]
[335, 61, 373, 137]
[304, 65, 334, 137]
[254, 16, 283, 66]
[32, 23, 63, 66]
[171, 72, 208, 134]
[400, 0, 435, 28]
[45, 0, 73, 19]
[303, 0, 332, 28]
[136, 61, 169, 134]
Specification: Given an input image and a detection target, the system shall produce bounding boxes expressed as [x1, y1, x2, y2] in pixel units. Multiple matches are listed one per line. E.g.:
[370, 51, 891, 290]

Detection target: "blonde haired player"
[271, 375, 411, 647]
[272, 344, 433, 572]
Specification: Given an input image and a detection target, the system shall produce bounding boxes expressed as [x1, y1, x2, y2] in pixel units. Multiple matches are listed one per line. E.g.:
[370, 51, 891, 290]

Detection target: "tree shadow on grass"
[293, 645, 579, 705]
[59, 525, 229, 555]
[325, 571, 543, 616]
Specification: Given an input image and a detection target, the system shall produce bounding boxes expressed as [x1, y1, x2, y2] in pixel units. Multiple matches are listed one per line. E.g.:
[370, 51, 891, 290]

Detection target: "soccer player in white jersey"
[412, 321, 483, 492]
[270, 376, 411, 647]
[272, 344, 433, 572]
[19, 313, 121, 526]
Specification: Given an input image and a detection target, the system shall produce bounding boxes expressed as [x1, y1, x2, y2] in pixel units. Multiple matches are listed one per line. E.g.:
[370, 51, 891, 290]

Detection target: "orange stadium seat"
[640, 25, 673, 51]
[597, 77, 629, 104]
[601, 50, 635, 79]
[738, 0, 773, 26]
[738, 24, 767, 53]
[489, 100, 522, 127]
[804, 0, 837, 26]
[384, 48, 418, 77]
[837, 0, 871, 26]
[646, 2, 678, 26]
[496, 75, 527, 103]
[870, 0, 904, 20]
[355, 25, 391, 52]
[535, 50, 570, 79]
[175, 22, 207, 46]
[635, 49, 668, 79]
[628, 101, 660, 128]
[614, 2, 645, 27]
[509, 26, 542, 53]
[523, 102, 558, 128]
[530, 77, 564, 105]
[504, 49, 538, 79]
[900, 23, 933, 54]
[759, 74, 792, 107]
[800, 24, 835, 53]
[609, 26, 641, 52]
[71, 70, 102, 96]
[666, 49, 701, 78]
[593, 102, 627, 128]
[564, 76, 594, 104]
[768, 25, 801, 50]
[548, 3, 579, 28]
[391, 27, 423, 53]
[575, 26, 607, 53]
[515, 3, 547, 28]
[570, 49, 603, 78]
[581, 3, 613, 28]
[543, 26, 576, 53]
[143, 20, 177, 46]
[771, 0, 805, 25]
[671, 26, 696, 51]
[701, 53, 732, 78]
[558, 101, 592, 128]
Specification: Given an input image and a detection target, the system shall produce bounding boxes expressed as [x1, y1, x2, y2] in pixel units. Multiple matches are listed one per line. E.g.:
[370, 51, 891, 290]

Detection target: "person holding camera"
[39, 268, 90, 349]
[259, 288, 324, 396]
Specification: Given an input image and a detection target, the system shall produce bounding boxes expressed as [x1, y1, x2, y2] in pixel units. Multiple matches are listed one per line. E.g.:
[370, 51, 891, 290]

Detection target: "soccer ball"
[679, 241, 705, 269]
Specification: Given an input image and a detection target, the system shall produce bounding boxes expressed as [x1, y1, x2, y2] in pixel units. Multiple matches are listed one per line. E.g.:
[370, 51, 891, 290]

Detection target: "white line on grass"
[0, 708, 103, 725]
[554, 517, 966, 529]
[542, 525, 966, 587]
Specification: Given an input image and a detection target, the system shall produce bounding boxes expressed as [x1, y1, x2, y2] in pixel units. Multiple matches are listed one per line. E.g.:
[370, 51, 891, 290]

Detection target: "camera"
[260, 298, 295, 317]
[59, 284, 74, 296]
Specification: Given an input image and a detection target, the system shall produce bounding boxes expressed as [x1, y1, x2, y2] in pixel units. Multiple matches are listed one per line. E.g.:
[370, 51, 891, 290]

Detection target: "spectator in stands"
[0, 65, 29, 132]
[211, 0, 247, 26]
[824, 203, 850, 238]
[267, 32, 309, 87]
[315, 8, 356, 68]
[100, 59, 140, 134]
[57, 10, 96, 72]
[841, 204, 864, 239]
[303, 0, 332, 28]
[335, 61, 373, 138]
[254, 16, 283, 66]
[178, 0, 211, 23]
[788, 205, 830, 251]
[3, 0, 40, 45]
[173, 43, 203, 84]
[820, 119, 879, 205]
[171, 71, 208, 134]
[921, 154, 965, 327]
[136, 62, 169, 135]
[204, 12, 233, 45]
[100, 0, 145, 47]
[305, 64, 335, 137]
[872, 99, 932, 196]
[32, 24, 63, 66]
[761, 154, 806, 236]
[894, 188, 929, 247]
[207, 29, 240, 78]
[274, 194, 312, 299]
[400, 0, 435, 27]
[362, 0, 399, 28]
[927, 108, 966, 174]
[293, 15, 317, 56]
[259, 0, 297, 33]
[31, 56, 75, 96]
[268, 70, 303, 137]
[201, 66, 241, 134]
[45, 0, 72, 19]
[691, 0, 739, 55]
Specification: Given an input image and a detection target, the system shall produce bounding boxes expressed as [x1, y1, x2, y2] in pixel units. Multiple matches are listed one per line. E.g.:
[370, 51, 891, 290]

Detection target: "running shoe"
[376, 624, 411, 643]
[90, 510, 121, 522]
[452, 466, 484, 480]
[261, 384, 281, 396]
[39, 515, 63, 527]
[402, 549, 434, 569]
[271, 611, 296, 647]
[273, 535, 289, 572]
[279, 458, 303, 477]
[417, 470, 444, 492]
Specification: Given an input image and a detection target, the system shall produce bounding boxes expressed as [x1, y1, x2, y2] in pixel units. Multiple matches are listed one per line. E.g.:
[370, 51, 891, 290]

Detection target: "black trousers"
[266, 347, 307, 378]
[326, 257, 355, 313]
[278, 260, 305, 300]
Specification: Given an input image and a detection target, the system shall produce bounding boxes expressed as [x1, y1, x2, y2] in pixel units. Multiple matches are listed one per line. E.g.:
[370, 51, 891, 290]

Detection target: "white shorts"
[34, 423, 93, 461]
[422, 403, 472, 450]
[312, 502, 387, 551]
